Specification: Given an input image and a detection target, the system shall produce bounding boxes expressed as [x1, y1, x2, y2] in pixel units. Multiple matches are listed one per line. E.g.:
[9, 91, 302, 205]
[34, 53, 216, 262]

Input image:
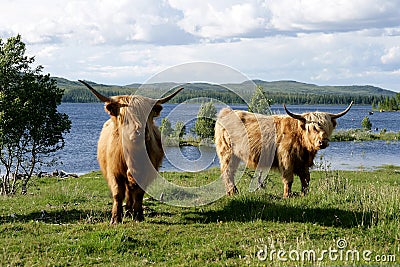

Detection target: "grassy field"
[1, 166, 399, 266]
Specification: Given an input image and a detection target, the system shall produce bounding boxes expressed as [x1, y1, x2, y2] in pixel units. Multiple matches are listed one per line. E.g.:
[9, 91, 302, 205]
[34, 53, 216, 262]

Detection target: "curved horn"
[328, 101, 353, 119]
[78, 80, 111, 103]
[283, 104, 306, 122]
[157, 87, 184, 104]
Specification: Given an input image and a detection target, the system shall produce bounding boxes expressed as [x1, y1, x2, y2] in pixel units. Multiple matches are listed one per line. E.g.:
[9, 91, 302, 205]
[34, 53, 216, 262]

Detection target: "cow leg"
[125, 170, 145, 222]
[132, 184, 145, 222]
[220, 154, 240, 196]
[125, 184, 134, 218]
[299, 170, 310, 196]
[283, 180, 293, 198]
[282, 171, 294, 198]
[125, 170, 135, 218]
[109, 177, 126, 225]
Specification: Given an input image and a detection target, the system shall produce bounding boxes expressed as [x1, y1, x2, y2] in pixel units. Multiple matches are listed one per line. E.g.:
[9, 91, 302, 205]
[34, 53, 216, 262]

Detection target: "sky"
[1, 0, 400, 92]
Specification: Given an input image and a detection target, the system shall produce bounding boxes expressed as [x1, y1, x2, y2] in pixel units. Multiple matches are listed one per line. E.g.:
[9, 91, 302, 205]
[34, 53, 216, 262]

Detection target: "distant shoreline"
[161, 129, 400, 147]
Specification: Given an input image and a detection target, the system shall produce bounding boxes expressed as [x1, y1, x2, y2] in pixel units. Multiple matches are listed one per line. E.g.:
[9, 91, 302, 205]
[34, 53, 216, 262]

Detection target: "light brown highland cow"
[215, 102, 352, 198]
[79, 80, 183, 224]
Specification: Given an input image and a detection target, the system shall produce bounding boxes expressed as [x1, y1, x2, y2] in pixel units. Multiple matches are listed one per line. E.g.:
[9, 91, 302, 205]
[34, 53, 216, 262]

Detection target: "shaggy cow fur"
[79, 80, 183, 224]
[215, 103, 352, 198]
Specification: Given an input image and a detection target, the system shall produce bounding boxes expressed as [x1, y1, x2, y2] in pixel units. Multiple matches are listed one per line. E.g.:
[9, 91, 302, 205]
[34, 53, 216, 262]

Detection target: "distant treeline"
[372, 93, 400, 111]
[61, 87, 136, 103]
[61, 88, 389, 105]
[267, 93, 383, 105]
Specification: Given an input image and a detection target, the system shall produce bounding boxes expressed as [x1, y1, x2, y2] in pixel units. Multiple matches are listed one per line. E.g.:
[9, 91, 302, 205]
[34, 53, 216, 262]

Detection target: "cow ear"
[152, 104, 163, 117]
[300, 121, 306, 130]
[331, 118, 337, 128]
[105, 102, 120, 117]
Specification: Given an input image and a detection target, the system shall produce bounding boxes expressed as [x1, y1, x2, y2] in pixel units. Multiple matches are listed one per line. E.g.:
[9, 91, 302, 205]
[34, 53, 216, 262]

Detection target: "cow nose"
[319, 139, 329, 149]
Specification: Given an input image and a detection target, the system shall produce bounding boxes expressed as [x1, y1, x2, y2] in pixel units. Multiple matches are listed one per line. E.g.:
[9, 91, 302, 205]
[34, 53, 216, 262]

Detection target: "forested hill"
[54, 77, 396, 105]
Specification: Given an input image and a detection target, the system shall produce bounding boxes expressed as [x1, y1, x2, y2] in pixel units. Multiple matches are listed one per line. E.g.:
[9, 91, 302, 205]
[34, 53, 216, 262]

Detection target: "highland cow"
[215, 102, 353, 197]
[79, 80, 183, 224]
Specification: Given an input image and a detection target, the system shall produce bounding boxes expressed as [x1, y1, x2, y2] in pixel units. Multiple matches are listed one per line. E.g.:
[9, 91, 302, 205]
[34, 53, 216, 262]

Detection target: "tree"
[396, 93, 400, 106]
[173, 121, 186, 138]
[248, 85, 273, 115]
[376, 95, 399, 111]
[361, 116, 372, 131]
[160, 117, 173, 137]
[0, 35, 71, 195]
[371, 100, 377, 110]
[390, 97, 398, 111]
[194, 101, 217, 139]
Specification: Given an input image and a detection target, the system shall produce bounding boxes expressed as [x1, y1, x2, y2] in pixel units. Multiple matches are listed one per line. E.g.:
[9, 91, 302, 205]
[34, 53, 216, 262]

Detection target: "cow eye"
[309, 123, 319, 131]
[128, 129, 143, 140]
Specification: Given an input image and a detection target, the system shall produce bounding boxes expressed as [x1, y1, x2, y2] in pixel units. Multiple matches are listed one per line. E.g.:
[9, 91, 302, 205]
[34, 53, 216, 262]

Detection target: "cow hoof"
[301, 189, 309, 197]
[227, 186, 239, 196]
[283, 193, 293, 198]
[124, 209, 134, 219]
[134, 213, 144, 222]
[110, 215, 123, 225]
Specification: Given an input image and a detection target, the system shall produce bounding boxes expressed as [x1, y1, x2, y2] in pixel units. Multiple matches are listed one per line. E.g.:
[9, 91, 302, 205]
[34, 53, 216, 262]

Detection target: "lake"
[54, 103, 399, 174]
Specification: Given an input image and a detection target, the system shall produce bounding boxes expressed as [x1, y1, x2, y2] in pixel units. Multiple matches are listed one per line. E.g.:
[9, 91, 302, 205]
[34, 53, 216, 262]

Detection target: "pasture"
[1, 166, 399, 266]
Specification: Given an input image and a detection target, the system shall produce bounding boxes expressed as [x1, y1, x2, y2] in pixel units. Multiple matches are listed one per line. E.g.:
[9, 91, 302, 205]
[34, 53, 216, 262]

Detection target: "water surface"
[54, 103, 399, 174]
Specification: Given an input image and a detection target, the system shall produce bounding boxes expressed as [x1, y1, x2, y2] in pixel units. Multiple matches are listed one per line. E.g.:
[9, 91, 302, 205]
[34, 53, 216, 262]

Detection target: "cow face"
[119, 96, 158, 141]
[78, 80, 183, 179]
[284, 102, 353, 151]
[78, 80, 182, 130]
[302, 112, 336, 150]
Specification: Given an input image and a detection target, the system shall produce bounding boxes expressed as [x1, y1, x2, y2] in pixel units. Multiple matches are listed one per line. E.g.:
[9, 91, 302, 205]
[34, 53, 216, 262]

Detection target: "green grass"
[1, 167, 399, 266]
[331, 128, 400, 142]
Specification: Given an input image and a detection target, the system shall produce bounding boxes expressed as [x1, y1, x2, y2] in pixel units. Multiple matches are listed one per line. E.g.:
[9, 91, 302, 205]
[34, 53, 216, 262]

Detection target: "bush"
[173, 121, 186, 138]
[330, 128, 400, 142]
[160, 117, 173, 137]
[194, 101, 217, 139]
[361, 116, 372, 131]
[248, 85, 273, 115]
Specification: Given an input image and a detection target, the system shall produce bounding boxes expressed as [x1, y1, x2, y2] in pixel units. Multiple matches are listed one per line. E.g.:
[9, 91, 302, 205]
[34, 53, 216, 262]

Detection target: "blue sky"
[1, 0, 400, 92]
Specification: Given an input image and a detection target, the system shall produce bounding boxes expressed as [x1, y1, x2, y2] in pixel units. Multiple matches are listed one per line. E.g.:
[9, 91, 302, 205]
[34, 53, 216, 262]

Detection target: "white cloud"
[381, 46, 400, 65]
[0, 0, 189, 45]
[169, 0, 269, 39]
[35, 45, 60, 59]
[2, 0, 399, 44]
[267, 0, 400, 32]
[1, 0, 400, 91]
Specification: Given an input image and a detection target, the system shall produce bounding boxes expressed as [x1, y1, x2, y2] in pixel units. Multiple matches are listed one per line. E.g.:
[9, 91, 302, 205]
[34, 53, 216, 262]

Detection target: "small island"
[372, 93, 400, 112]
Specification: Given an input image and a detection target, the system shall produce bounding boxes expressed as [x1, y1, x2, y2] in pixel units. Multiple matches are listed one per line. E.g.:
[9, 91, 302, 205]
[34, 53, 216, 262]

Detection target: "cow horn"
[78, 80, 111, 103]
[283, 104, 306, 122]
[157, 87, 184, 104]
[328, 101, 353, 119]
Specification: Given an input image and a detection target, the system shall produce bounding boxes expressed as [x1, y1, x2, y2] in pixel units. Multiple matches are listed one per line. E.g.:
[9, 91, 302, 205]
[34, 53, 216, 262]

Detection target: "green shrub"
[361, 116, 372, 131]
